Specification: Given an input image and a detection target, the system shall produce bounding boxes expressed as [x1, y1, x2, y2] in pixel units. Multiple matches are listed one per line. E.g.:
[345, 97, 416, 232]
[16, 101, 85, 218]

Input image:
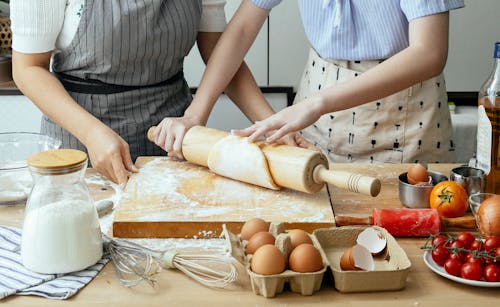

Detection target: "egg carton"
[222, 223, 327, 298]
[313, 225, 412, 293]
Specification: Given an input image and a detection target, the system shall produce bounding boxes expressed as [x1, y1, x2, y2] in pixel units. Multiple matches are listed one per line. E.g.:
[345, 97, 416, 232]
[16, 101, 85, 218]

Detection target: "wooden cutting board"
[113, 157, 335, 238]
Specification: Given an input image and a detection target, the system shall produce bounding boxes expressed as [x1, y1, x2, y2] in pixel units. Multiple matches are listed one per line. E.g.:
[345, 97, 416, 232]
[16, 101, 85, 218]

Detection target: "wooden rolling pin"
[147, 126, 381, 197]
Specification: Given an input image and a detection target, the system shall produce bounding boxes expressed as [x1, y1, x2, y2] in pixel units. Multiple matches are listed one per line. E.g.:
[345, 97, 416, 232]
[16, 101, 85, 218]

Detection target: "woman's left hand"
[232, 99, 323, 144]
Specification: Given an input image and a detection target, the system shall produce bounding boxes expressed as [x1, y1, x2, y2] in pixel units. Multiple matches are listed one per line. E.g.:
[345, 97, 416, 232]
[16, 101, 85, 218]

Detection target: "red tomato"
[470, 240, 483, 251]
[457, 232, 475, 249]
[495, 247, 500, 259]
[449, 240, 467, 262]
[484, 236, 500, 251]
[484, 256, 497, 266]
[432, 234, 449, 247]
[432, 245, 451, 266]
[429, 181, 468, 218]
[461, 262, 483, 280]
[466, 254, 485, 267]
[448, 252, 465, 263]
[444, 258, 462, 277]
[484, 264, 500, 282]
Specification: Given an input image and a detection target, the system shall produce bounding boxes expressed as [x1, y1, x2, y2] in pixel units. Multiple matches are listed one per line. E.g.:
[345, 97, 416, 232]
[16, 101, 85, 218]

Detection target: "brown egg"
[250, 244, 286, 275]
[240, 218, 270, 241]
[289, 243, 324, 273]
[287, 229, 313, 249]
[245, 231, 275, 254]
[407, 164, 429, 185]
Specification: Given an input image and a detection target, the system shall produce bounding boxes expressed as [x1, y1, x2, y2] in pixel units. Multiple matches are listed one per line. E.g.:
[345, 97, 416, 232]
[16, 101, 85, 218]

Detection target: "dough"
[207, 135, 280, 190]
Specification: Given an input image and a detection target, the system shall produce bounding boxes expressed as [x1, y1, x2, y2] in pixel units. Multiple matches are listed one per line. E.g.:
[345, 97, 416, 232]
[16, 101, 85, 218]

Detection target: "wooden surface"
[328, 163, 476, 231]
[1, 164, 499, 306]
[113, 157, 335, 238]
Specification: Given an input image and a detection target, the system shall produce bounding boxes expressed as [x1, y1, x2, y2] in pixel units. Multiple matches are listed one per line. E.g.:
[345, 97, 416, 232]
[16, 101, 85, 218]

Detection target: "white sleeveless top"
[11, 0, 227, 54]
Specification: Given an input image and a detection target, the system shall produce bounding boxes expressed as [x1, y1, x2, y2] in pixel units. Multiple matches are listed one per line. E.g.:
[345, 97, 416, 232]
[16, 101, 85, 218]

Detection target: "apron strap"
[53, 71, 184, 95]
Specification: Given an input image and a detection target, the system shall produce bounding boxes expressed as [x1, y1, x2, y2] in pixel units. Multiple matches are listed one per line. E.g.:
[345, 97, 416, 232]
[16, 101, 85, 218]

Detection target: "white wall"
[445, 0, 500, 91]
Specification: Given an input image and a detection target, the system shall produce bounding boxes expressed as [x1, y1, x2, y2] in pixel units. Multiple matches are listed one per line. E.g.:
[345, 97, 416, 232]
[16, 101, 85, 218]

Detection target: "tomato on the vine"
[470, 240, 483, 251]
[432, 245, 450, 266]
[432, 234, 449, 247]
[449, 252, 466, 263]
[466, 254, 485, 267]
[444, 258, 462, 277]
[461, 262, 483, 280]
[484, 264, 500, 282]
[449, 240, 467, 262]
[495, 247, 500, 259]
[429, 181, 468, 218]
[457, 232, 475, 249]
[484, 236, 500, 251]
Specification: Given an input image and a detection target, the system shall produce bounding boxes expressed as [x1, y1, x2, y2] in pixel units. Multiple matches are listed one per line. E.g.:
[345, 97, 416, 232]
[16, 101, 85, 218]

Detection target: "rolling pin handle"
[313, 165, 381, 197]
[440, 216, 477, 230]
[147, 126, 157, 142]
[335, 215, 374, 226]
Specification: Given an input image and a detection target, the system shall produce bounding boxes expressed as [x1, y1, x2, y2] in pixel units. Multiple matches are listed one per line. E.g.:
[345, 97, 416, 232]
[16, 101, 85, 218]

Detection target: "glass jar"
[21, 149, 102, 274]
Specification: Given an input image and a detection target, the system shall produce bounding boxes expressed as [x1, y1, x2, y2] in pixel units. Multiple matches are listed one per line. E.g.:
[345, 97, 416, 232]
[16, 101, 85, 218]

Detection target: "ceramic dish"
[423, 251, 500, 287]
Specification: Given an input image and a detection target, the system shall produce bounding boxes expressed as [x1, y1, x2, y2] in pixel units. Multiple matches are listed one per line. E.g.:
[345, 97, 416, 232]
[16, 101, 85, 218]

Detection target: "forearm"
[315, 45, 446, 113]
[13, 57, 105, 145]
[314, 13, 449, 114]
[223, 63, 275, 122]
[187, 0, 269, 123]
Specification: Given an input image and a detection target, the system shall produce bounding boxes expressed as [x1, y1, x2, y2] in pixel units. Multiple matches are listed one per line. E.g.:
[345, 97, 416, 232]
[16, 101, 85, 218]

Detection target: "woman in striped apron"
[11, 0, 283, 184]
[191, 0, 464, 164]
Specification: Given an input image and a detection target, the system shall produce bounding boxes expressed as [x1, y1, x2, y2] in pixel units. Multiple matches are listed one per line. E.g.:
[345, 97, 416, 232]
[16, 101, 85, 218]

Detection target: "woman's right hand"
[85, 126, 138, 185]
[153, 115, 204, 160]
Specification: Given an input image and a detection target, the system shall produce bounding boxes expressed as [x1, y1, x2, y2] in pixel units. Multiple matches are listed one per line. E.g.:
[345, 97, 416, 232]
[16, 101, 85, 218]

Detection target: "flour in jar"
[21, 199, 103, 274]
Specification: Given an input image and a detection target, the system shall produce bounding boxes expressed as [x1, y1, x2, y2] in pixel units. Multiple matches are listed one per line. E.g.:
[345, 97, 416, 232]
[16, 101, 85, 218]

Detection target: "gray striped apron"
[43, 0, 202, 161]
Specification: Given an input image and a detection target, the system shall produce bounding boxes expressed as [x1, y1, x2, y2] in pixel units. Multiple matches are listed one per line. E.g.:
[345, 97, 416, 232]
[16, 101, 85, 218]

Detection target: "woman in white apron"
[188, 0, 464, 163]
[11, 0, 289, 184]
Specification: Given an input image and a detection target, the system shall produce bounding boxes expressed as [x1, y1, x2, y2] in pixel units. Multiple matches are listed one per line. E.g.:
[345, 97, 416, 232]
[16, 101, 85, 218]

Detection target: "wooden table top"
[1, 163, 499, 306]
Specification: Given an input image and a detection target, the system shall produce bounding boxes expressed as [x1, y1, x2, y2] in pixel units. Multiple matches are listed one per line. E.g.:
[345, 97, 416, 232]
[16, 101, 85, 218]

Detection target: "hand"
[153, 115, 204, 160]
[232, 99, 323, 144]
[85, 126, 138, 185]
[262, 131, 319, 151]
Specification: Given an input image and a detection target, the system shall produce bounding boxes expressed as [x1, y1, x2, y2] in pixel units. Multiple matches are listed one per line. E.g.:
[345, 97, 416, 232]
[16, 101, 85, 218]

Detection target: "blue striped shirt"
[252, 0, 464, 60]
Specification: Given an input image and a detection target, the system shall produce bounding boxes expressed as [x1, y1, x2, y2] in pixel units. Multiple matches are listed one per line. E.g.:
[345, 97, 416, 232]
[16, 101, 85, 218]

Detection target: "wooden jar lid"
[27, 149, 87, 170]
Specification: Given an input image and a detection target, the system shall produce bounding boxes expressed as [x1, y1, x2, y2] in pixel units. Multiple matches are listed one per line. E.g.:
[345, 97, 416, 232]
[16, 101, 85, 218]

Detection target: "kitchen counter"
[1, 163, 499, 306]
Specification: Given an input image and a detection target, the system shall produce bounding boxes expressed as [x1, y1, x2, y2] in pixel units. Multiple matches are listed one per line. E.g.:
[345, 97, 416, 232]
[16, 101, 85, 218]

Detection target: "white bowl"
[0, 132, 61, 205]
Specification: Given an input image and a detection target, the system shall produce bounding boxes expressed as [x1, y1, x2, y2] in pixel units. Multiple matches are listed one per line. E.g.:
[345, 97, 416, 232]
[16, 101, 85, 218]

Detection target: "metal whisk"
[103, 235, 238, 288]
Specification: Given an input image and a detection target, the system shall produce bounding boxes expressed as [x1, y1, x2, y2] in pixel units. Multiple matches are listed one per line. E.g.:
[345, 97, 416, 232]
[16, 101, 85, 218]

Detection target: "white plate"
[423, 251, 500, 287]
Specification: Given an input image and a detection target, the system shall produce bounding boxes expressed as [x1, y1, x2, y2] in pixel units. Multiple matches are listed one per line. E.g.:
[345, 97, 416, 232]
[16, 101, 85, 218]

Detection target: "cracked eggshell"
[339, 244, 374, 271]
[356, 227, 387, 255]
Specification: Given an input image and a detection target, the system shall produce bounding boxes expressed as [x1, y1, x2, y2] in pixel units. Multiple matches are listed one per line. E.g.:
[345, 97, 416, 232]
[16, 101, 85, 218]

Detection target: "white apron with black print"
[297, 49, 456, 164]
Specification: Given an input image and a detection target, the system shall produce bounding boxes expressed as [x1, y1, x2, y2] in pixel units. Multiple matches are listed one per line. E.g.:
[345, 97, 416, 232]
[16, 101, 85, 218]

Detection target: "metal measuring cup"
[450, 166, 485, 211]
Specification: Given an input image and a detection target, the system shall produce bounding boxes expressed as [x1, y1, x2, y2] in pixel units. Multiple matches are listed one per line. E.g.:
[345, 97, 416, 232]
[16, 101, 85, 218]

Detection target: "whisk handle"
[161, 251, 178, 269]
